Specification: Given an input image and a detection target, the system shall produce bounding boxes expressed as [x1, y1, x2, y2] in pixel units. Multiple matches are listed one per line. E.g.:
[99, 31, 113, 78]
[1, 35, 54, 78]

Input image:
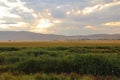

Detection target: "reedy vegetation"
[0, 41, 120, 80]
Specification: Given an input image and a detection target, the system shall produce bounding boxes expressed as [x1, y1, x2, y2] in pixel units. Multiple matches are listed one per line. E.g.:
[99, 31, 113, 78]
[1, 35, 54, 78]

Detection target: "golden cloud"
[84, 26, 96, 30]
[65, 1, 120, 16]
[82, 1, 120, 15]
[103, 22, 120, 26]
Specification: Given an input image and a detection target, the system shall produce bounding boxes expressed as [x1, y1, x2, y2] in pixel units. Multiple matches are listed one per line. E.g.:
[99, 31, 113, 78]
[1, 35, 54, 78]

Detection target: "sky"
[0, 0, 120, 35]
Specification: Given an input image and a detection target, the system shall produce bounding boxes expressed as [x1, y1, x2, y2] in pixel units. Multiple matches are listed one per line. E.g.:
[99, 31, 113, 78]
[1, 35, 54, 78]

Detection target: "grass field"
[0, 40, 120, 47]
[0, 40, 120, 80]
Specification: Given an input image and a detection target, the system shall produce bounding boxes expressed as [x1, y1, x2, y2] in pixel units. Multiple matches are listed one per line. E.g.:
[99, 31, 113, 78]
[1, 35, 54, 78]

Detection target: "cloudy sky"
[0, 0, 120, 35]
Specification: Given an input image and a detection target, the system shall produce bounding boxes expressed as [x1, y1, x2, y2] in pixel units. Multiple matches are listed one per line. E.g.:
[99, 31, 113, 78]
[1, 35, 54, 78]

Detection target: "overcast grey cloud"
[0, 0, 120, 35]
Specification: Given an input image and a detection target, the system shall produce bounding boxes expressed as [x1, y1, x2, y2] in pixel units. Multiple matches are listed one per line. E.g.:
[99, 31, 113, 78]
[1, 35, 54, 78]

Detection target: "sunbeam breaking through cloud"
[0, 0, 120, 35]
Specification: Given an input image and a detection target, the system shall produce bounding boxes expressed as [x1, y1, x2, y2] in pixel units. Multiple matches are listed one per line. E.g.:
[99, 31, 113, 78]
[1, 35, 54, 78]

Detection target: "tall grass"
[0, 41, 120, 79]
[0, 72, 119, 80]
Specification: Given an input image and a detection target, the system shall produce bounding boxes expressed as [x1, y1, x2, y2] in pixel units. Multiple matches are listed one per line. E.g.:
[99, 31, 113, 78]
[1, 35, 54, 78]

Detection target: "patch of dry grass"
[0, 40, 120, 47]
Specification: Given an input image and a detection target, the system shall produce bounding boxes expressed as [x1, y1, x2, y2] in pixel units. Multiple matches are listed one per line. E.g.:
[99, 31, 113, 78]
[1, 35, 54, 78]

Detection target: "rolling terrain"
[0, 31, 120, 41]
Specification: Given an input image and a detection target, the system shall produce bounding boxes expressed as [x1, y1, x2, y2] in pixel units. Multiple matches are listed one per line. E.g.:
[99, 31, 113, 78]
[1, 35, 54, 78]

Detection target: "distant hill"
[0, 31, 120, 41]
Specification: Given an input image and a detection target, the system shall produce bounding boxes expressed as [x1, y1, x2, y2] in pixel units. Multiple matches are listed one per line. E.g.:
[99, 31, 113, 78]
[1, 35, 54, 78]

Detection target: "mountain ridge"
[0, 31, 120, 41]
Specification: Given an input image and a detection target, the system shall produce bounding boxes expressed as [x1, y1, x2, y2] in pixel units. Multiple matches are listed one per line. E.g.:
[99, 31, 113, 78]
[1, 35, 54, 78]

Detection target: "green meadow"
[0, 41, 120, 80]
